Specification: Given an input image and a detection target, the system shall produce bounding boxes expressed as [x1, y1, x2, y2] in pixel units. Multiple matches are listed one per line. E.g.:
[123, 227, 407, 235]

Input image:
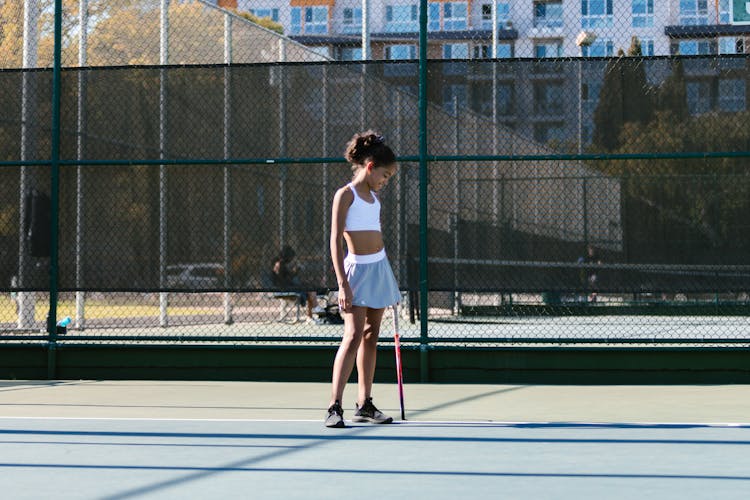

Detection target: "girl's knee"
[341, 329, 363, 350]
[362, 325, 380, 343]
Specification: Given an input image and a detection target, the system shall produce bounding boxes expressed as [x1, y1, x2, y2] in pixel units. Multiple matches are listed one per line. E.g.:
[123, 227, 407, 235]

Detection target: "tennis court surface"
[1, 381, 749, 499]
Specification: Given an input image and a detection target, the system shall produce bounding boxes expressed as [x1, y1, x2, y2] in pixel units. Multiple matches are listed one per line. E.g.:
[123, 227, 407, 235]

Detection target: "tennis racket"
[392, 305, 406, 420]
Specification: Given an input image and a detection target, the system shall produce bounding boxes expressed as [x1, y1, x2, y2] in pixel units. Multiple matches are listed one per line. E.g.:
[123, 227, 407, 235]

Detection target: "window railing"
[533, 16, 564, 29]
[582, 14, 613, 29]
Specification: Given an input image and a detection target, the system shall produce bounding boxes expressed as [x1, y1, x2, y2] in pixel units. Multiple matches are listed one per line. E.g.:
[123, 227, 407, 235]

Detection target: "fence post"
[223, 12, 233, 324]
[75, 0, 88, 330]
[47, 0, 63, 378]
[418, 0, 430, 382]
[18, 0, 41, 331]
[322, 65, 330, 283]
[159, 0, 169, 327]
[278, 39, 287, 248]
[452, 97, 460, 315]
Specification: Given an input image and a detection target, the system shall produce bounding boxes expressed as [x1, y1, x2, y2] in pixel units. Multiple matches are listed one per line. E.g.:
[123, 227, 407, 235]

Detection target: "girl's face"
[366, 162, 398, 192]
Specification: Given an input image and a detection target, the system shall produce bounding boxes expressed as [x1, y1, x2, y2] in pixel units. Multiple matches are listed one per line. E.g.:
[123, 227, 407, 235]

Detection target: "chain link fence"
[1, 0, 749, 348]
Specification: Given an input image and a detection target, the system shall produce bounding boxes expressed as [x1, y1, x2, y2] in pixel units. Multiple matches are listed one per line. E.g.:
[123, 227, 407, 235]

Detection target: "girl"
[325, 131, 401, 428]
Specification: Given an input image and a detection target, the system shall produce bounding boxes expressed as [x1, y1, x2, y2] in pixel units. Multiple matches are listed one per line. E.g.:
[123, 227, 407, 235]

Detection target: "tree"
[592, 49, 625, 151]
[654, 57, 689, 122]
[0, 0, 24, 68]
[621, 36, 653, 128]
[592, 38, 653, 152]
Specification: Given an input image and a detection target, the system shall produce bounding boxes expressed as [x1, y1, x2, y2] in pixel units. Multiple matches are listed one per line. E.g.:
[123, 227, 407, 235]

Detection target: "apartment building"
[207, 1, 748, 151]
[230, 1, 749, 60]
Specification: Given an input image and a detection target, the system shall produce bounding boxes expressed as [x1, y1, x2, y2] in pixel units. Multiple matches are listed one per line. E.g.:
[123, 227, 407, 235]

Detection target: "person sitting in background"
[578, 244, 601, 303]
[271, 245, 317, 324]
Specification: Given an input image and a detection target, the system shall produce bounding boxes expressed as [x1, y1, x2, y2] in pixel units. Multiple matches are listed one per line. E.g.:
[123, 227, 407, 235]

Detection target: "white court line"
[0, 416, 749, 428]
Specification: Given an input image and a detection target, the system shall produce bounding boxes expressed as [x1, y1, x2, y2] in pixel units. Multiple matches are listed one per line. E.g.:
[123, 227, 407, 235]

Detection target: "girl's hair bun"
[344, 130, 394, 166]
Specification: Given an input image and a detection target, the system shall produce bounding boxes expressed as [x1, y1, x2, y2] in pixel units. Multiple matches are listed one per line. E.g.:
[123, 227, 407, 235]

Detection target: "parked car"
[165, 263, 225, 289]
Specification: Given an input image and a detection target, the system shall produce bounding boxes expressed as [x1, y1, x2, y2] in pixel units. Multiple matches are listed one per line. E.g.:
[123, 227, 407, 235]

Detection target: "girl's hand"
[338, 284, 353, 313]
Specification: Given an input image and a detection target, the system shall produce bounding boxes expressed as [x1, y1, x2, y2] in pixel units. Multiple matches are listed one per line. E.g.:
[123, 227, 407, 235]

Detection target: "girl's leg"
[356, 307, 385, 405]
[329, 305, 367, 406]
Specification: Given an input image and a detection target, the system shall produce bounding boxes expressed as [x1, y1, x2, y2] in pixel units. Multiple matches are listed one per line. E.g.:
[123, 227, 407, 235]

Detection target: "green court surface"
[1, 381, 749, 499]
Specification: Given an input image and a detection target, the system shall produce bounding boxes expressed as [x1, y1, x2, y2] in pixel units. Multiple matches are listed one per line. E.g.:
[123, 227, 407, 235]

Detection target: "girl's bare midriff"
[344, 230, 384, 256]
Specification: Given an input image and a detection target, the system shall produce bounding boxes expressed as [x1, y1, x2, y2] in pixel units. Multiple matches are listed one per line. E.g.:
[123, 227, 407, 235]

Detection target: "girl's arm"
[330, 187, 353, 312]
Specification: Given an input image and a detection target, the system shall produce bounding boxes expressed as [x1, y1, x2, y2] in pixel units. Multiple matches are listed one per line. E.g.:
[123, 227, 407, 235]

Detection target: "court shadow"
[404, 385, 529, 419]
[0, 380, 100, 392]
[399, 421, 750, 430]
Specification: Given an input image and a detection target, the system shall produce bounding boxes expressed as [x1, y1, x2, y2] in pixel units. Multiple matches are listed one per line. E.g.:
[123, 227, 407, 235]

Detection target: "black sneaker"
[325, 401, 345, 428]
[352, 397, 393, 424]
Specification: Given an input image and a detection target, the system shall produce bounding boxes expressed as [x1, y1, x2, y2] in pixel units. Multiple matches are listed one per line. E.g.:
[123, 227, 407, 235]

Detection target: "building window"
[473, 43, 513, 58]
[582, 81, 601, 112]
[719, 0, 731, 23]
[679, 0, 708, 26]
[429, 2, 445, 30]
[429, 2, 468, 31]
[386, 44, 417, 59]
[496, 83, 515, 115]
[470, 82, 515, 115]
[444, 2, 468, 30]
[533, 1, 563, 28]
[534, 81, 564, 115]
[444, 43, 469, 59]
[719, 36, 745, 54]
[249, 8, 279, 22]
[582, 0, 614, 29]
[470, 83, 493, 115]
[632, 0, 654, 28]
[443, 43, 469, 74]
[534, 40, 563, 58]
[443, 84, 468, 113]
[339, 47, 363, 60]
[342, 7, 362, 34]
[397, 85, 418, 97]
[385, 4, 419, 32]
[290, 6, 328, 35]
[582, 39, 614, 57]
[310, 46, 330, 58]
[687, 80, 712, 114]
[534, 122, 565, 143]
[719, 79, 746, 112]
[481, 2, 510, 29]
[672, 39, 716, 55]
[640, 38, 655, 56]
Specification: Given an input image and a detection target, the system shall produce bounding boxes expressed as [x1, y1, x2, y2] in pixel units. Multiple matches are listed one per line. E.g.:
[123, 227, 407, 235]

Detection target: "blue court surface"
[1, 382, 749, 499]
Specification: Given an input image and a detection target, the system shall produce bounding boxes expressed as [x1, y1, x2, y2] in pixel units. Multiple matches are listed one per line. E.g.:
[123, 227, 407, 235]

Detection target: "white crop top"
[344, 182, 381, 232]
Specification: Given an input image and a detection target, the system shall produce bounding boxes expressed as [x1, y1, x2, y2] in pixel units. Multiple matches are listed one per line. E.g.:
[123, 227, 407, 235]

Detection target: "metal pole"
[223, 12, 233, 324]
[18, 0, 40, 330]
[395, 92, 403, 282]
[159, 0, 169, 327]
[322, 65, 330, 284]
[578, 59, 583, 157]
[492, 0, 498, 58]
[452, 97, 460, 315]
[47, 0, 63, 377]
[278, 39, 287, 249]
[418, 0, 429, 382]
[361, 0, 371, 60]
[360, 0, 369, 132]
[75, 0, 88, 329]
[491, 0, 499, 226]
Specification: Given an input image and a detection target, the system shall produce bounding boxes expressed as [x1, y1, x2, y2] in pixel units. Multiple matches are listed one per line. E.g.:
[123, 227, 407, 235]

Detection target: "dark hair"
[344, 130, 396, 170]
[279, 245, 295, 262]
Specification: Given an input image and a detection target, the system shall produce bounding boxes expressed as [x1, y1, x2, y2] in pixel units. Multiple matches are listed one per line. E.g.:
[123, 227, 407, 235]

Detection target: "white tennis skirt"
[344, 249, 401, 309]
